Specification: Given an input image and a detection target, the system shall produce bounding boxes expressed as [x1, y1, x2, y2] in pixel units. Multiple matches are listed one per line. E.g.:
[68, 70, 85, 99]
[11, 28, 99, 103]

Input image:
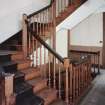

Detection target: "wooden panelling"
[70, 45, 102, 65]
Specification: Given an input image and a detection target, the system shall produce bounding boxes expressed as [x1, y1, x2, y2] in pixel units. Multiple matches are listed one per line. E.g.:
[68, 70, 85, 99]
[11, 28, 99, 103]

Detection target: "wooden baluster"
[48, 53, 51, 88]
[60, 0, 62, 12]
[58, 0, 60, 15]
[98, 52, 100, 74]
[85, 63, 87, 87]
[28, 19, 31, 57]
[89, 57, 92, 83]
[44, 11, 46, 36]
[64, 0, 66, 10]
[82, 64, 84, 90]
[47, 9, 50, 31]
[44, 46, 46, 78]
[84, 63, 86, 88]
[58, 61, 61, 99]
[69, 63, 73, 104]
[32, 36, 34, 66]
[84, 63, 86, 89]
[48, 8, 51, 33]
[36, 14, 39, 35]
[52, 0, 56, 50]
[80, 65, 82, 94]
[73, 67, 76, 101]
[22, 14, 28, 58]
[40, 44, 42, 68]
[53, 57, 56, 89]
[36, 39, 38, 67]
[76, 66, 79, 97]
[87, 60, 90, 85]
[82, 64, 84, 91]
[42, 11, 45, 36]
[39, 13, 42, 36]
[86, 63, 88, 87]
[64, 58, 70, 104]
[78, 65, 81, 95]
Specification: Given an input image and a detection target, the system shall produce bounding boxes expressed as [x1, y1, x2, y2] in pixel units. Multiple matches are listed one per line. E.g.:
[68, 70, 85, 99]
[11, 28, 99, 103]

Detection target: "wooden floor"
[79, 69, 105, 105]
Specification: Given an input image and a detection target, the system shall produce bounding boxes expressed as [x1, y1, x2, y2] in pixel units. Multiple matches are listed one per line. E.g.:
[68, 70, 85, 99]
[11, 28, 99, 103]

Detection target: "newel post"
[5, 74, 15, 105]
[22, 14, 28, 58]
[64, 58, 70, 104]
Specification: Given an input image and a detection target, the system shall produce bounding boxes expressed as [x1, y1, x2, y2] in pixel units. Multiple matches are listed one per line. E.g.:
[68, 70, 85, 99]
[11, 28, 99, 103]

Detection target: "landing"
[79, 70, 105, 105]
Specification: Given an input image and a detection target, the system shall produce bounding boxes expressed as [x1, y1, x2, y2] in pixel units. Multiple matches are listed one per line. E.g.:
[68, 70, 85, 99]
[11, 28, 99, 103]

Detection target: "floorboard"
[79, 69, 105, 105]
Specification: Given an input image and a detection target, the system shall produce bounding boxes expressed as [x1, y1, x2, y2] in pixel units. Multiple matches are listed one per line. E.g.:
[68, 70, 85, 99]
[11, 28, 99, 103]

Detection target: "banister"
[28, 0, 54, 18]
[27, 24, 64, 63]
[70, 50, 100, 55]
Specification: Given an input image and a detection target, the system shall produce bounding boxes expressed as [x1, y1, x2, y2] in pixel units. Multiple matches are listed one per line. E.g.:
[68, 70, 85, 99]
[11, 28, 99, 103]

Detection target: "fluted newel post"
[22, 14, 28, 58]
[5, 74, 15, 105]
[64, 58, 70, 104]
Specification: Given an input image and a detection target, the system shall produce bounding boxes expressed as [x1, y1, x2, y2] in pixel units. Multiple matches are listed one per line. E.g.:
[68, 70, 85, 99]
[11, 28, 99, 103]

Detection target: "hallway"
[79, 70, 105, 105]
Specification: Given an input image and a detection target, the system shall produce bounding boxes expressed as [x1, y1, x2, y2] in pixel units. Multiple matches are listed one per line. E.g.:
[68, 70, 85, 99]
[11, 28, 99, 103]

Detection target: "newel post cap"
[64, 58, 70, 69]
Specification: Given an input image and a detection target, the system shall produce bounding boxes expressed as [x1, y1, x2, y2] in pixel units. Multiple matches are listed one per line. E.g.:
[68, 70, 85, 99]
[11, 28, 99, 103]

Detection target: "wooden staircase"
[0, 51, 59, 105]
[0, 0, 90, 105]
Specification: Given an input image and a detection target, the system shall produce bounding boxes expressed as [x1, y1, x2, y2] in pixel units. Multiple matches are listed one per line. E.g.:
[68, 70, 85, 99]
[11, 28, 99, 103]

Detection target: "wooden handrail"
[28, 0, 54, 18]
[70, 50, 100, 55]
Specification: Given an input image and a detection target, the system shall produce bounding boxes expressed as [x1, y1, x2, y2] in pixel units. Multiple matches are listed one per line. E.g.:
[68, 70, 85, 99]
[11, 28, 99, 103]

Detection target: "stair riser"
[17, 62, 31, 70]
[14, 75, 25, 85]
[25, 71, 41, 80]
[0, 53, 24, 63]
[44, 92, 57, 105]
[33, 80, 47, 93]
[11, 54, 24, 61]
[16, 88, 33, 102]
[2, 64, 17, 73]
[0, 55, 11, 62]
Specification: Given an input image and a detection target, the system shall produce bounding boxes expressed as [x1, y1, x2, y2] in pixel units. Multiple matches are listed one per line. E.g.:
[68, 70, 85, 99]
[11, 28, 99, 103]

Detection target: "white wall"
[0, 0, 50, 44]
[56, 29, 68, 57]
[57, 0, 105, 31]
[70, 13, 103, 47]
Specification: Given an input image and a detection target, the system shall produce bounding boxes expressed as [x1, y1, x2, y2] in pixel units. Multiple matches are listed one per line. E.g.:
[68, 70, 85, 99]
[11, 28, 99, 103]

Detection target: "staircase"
[0, 0, 89, 105]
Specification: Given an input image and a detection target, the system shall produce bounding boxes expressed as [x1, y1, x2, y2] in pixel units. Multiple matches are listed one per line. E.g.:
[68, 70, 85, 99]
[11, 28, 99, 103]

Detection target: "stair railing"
[26, 23, 72, 104]
[22, 0, 89, 104]
[22, 0, 87, 58]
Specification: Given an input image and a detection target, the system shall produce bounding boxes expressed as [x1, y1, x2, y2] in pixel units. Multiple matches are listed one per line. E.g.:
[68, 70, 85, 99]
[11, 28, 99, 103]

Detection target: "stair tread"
[14, 71, 24, 78]
[0, 50, 22, 55]
[0, 61, 17, 66]
[21, 67, 41, 80]
[15, 82, 32, 95]
[0, 59, 30, 66]
[37, 88, 57, 99]
[21, 67, 40, 74]
[50, 100, 67, 105]
[17, 94, 44, 105]
[14, 59, 31, 64]
[28, 77, 47, 86]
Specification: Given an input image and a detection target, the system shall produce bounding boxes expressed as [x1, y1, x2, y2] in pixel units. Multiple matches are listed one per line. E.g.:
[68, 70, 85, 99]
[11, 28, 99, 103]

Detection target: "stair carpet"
[0, 51, 66, 105]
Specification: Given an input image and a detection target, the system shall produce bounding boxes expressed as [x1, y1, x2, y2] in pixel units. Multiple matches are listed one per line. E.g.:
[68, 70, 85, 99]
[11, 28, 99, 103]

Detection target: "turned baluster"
[44, 46, 47, 78]
[48, 53, 51, 88]
[64, 58, 70, 104]
[53, 57, 56, 89]
[97, 52, 100, 74]
[69, 63, 73, 104]
[58, 61, 61, 99]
